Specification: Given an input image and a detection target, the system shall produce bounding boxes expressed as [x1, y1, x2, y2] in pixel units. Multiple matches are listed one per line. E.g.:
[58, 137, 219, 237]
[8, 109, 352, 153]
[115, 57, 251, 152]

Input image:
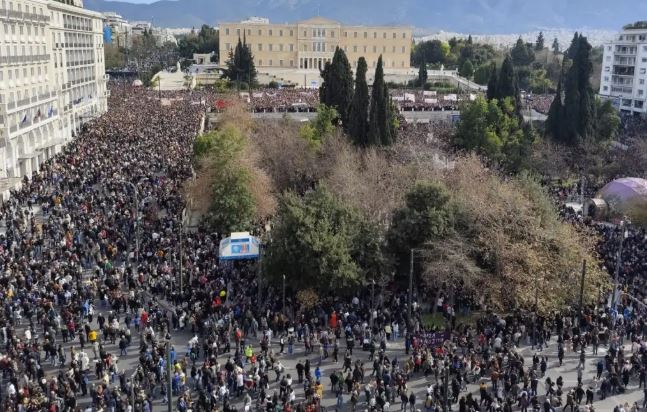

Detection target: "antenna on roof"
[317, 1, 320, 16]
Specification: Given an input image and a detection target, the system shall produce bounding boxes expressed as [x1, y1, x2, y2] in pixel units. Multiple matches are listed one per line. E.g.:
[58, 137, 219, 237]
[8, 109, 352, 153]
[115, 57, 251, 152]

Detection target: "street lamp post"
[179, 207, 185, 296]
[409, 249, 414, 325]
[612, 220, 627, 326]
[370, 278, 375, 331]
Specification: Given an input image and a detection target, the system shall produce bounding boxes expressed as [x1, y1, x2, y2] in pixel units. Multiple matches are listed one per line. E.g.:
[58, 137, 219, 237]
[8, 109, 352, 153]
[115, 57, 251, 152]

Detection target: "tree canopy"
[222, 37, 257, 88]
[367, 56, 396, 146]
[264, 185, 385, 293]
[320, 47, 354, 126]
[348, 57, 370, 146]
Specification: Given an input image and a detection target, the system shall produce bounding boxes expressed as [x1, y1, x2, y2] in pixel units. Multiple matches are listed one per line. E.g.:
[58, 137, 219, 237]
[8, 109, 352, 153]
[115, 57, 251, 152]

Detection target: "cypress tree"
[486, 62, 497, 101]
[567, 32, 579, 59]
[319, 47, 353, 125]
[418, 56, 428, 88]
[368, 56, 393, 146]
[535, 31, 545, 51]
[496, 56, 517, 101]
[348, 57, 370, 146]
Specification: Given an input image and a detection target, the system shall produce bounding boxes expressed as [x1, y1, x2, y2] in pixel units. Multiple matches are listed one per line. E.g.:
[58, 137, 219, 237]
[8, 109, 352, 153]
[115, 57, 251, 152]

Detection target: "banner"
[419, 331, 450, 347]
[219, 232, 260, 260]
[423, 91, 437, 96]
[424, 98, 437, 104]
[404, 93, 416, 102]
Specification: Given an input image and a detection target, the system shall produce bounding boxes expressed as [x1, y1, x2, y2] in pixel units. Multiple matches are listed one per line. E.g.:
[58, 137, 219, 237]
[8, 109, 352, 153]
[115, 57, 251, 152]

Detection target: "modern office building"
[0, 0, 107, 181]
[599, 22, 647, 115]
[219, 16, 413, 72]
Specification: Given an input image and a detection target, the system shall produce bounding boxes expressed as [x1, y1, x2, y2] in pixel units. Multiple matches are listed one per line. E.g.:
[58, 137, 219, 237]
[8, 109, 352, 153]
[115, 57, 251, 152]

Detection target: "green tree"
[299, 104, 338, 148]
[454, 96, 532, 170]
[595, 99, 620, 141]
[367, 56, 395, 146]
[222, 37, 257, 87]
[387, 182, 454, 263]
[319, 47, 354, 126]
[104, 44, 126, 70]
[535, 31, 545, 51]
[348, 57, 370, 146]
[486, 62, 498, 100]
[496, 56, 519, 104]
[511, 37, 535, 66]
[459, 59, 474, 79]
[418, 56, 428, 87]
[411, 40, 449, 66]
[473, 64, 492, 85]
[264, 185, 385, 293]
[552, 37, 560, 54]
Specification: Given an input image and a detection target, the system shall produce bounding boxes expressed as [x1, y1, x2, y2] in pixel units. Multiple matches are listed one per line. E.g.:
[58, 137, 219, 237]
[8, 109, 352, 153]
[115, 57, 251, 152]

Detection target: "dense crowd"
[247, 89, 320, 113]
[619, 115, 647, 144]
[524, 95, 554, 115]
[0, 84, 644, 412]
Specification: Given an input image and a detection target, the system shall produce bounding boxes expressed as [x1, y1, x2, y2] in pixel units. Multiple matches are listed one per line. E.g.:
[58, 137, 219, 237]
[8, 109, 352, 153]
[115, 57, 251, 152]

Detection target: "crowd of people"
[524, 95, 554, 115]
[0, 83, 645, 412]
[246, 89, 320, 113]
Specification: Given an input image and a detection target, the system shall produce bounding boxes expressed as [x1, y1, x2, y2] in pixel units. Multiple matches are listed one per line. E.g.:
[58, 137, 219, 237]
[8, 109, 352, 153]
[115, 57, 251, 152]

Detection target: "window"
[290, 44, 294, 52]
[364, 32, 367, 38]
[393, 32, 396, 39]
[279, 30, 283, 36]
[382, 46, 386, 53]
[290, 60, 294, 67]
[303, 30, 307, 37]
[402, 46, 405, 53]
[269, 44, 272, 51]
[374, 32, 377, 39]
[312, 29, 316, 37]
[247, 29, 251, 35]
[225, 28, 229, 35]
[344, 31, 347, 38]
[259, 60, 262, 66]
[258, 29, 262, 36]
[363, 46, 367, 52]
[290, 30, 293, 36]
[641, 68, 646, 74]
[604, 76, 609, 81]
[279, 60, 283, 67]
[604, 66, 610, 72]
[603, 85, 608, 91]
[269, 30, 272, 36]
[226, 43, 230, 50]
[258, 44, 262, 51]
[331, 31, 334, 38]
[383, 32, 386, 39]
[322, 29, 325, 37]
[639, 90, 644, 96]
[643, 57, 647, 62]
[279, 44, 283, 51]
[402, 32, 406, 39]
[236, 28, 240, 36]
[354, 32, 357, 38]
[269, 60, 272, 66]
[353, 45, 357, 52]
[636, 100, 644, 108]
[641, 79, 645, 85]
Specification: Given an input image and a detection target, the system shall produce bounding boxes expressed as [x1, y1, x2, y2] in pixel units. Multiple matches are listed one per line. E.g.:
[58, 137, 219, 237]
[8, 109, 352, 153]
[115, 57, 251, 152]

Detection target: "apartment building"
[599, 23, 647, 115]
[219, 17, 413, 72]
[0, 0, 107, 180]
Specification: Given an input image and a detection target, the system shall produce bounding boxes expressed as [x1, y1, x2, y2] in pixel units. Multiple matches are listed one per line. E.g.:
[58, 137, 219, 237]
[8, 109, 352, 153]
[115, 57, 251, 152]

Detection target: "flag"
[34, 109, 41, 121]
[20, 114, 27, 124]
[48, 107, 54, 118]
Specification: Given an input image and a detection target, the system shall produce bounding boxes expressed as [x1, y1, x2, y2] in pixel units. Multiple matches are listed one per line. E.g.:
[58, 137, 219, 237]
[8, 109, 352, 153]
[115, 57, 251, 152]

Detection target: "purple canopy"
[597, 177, 647, 205]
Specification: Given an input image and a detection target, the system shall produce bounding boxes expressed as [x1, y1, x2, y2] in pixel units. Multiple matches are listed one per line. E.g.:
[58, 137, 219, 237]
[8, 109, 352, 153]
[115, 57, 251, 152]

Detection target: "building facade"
[0, 0, 107, 181]
[599, 23, 647, 115]
[219, 17, 413, 72]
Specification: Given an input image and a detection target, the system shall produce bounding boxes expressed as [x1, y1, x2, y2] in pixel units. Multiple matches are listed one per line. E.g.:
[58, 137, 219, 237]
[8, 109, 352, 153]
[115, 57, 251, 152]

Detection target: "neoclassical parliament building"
[219, 16, 413, 72]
